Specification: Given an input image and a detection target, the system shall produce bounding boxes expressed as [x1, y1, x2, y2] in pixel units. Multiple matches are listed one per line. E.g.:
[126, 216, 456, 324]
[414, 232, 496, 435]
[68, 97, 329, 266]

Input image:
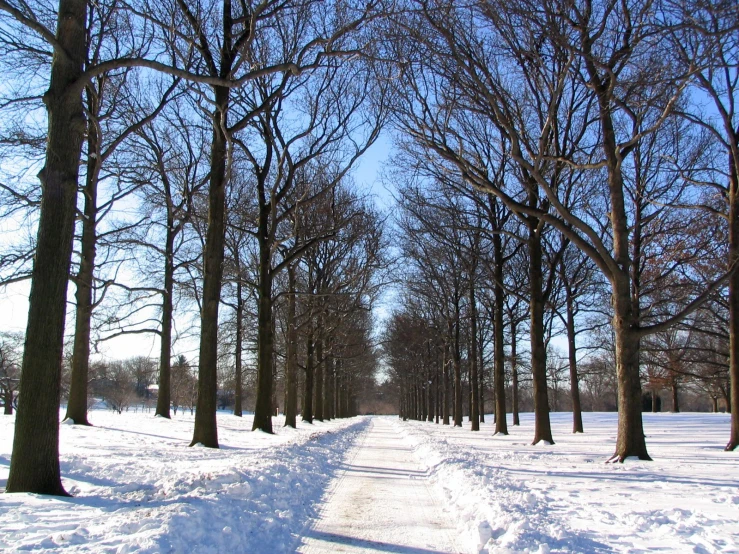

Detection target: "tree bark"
[323, 351, 334, 421]
[284, 266, 298, 427]
[453, 304, 463, 427]
[233, 280, 244, 417]
[493, 234, 508, 435]
[511, 316, 520, 426]
[566, 288, 584, 433]
[314, 318, 324, 422]
[469, 276, 480, 431]
[65, 104, 101, 426]
[528, 209, 553, 445]
[155, 203, 176, 419]
[190, 84, 229, 448]
[726, 144, 739, 450]
[611, 279, 651, 461]
[6, 0, 88, 496]
[252, 235, 275, 432]
[302, 331, 315, 423]
[443, 326, 450, 424]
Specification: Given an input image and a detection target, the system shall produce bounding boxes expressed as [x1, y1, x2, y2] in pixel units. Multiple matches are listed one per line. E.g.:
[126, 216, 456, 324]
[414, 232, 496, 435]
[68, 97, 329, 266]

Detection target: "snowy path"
[297, 418, 460, 554]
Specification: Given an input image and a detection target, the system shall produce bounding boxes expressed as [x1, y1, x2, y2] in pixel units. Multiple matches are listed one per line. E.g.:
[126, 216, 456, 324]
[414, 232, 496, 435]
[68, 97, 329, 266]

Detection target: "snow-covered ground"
[0, 409, 368, 553]
[1, 411, 738, 553]
[400, 412, 739, 554]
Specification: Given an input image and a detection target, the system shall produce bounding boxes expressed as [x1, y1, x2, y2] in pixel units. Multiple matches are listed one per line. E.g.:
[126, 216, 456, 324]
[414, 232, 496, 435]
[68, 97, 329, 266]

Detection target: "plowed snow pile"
[2, 411, 738, 553]
[0, 410, 368, 553]
[399, 412, 739, 554]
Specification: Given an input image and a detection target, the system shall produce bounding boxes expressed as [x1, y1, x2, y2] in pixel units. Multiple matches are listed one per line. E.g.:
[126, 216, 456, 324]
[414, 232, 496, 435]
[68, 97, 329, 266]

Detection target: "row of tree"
[1, 0, 737, 497]
[0, 0, 389, 496]
[379, 0, 738, 461]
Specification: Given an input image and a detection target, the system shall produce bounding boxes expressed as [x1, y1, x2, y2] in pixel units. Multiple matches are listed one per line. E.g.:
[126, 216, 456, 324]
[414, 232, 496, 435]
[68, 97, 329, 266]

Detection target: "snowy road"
[297, 418, 460, 554]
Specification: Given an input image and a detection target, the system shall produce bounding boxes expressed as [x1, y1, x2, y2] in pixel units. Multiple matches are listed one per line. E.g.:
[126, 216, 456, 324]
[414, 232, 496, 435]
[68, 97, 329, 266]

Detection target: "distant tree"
[0, 334, 22, 415]
[98, 361, 136, 414]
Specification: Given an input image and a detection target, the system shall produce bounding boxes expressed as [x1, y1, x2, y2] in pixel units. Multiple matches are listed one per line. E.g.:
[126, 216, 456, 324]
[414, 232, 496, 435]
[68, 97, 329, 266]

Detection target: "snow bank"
[0, 410, 369, 553]
[398, 412, 739, 554]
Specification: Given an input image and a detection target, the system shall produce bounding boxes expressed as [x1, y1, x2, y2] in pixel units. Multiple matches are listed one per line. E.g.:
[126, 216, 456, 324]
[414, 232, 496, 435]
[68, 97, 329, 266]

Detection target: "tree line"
[1, 0, 389, 496]
[379, 0, 737, 461]
[0, 0, 737, 497]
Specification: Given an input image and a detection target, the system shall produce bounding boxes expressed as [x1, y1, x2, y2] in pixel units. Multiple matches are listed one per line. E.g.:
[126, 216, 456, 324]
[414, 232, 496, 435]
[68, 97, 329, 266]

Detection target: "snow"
[1, 411, 738, 553]
[0, 409, 369, 553]
[297, 417, 459, 553]
[398, 412, 739, 554]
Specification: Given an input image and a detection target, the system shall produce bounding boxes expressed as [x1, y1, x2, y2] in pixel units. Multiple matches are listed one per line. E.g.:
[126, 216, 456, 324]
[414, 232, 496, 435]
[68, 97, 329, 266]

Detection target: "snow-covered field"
[0, 409, 368, 553]
[1, 411, 738, 553]
[400, 412, 739, 554]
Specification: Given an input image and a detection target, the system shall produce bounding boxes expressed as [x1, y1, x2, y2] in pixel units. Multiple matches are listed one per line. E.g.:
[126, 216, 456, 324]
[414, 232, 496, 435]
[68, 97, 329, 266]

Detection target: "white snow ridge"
[1, 411, 738, 553]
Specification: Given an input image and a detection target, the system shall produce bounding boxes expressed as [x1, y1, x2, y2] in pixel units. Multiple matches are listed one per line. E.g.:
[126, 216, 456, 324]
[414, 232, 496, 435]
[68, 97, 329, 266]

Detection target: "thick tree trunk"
[493, 235, 508, 435]
[6, 0, 88, 496]
[469, 278, 480, 431]
[155, 218, 175, 418]
[442, 329, 450, 425]
[4, 390, 12, 415]
[453, 306, 463, 427]
[651, 389, 658, 413]
[586, 56, 650, 460]
[314, 321, 324, 422]
[479, 337, 485, 423]
[611, 280, 651, 461]
[252, 245, 275, 432]
[233, 281, 244, 417]
[65, 116, 100, 426]
[302, 331, 315, 423]
[334, 357, 341, 418]
[511, 318, 520, 426]
[191, 84, 230, 448]
[671, 378, 679, 413]
[566, 290, 584, 433]
[323, 352, 334, 421]
[528, 211, 553, 445]
[284, 266, 298, 428]
[726, 145, 739, 450]
[428, 368, 434, 422]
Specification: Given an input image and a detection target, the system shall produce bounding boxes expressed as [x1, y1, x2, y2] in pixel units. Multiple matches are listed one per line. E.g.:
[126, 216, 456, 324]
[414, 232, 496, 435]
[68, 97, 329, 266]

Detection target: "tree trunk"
[65, 109, 101, 426]
[323, 351, 334, 421]
[233, 280, 244, 417]
[334, 357, 341, 418]
[566, 288, 584, 433]
[453, 304, 463, 427]
[252, 240, 275, 432]
[651, 389, 658, 413]
[587, 55, 650, 460]
[4, 389, 12, 415]
[493, 234, 508, 435]
[6, 0, 88, 496]
[479, 328, 485, 423]
[528, 209, 553, 445]
[302, 331, 315, 423]
[671, 377, 679, 413]
[469, 277, 480, 431]
[726, 144, 739, 450]
[155, 210, 175, 418]
[190, 84, 230, 448]
[314, 319, 324, 422]
[611, 281, 651, 461]
[443, 327, 450, 424]
[511, 317, 520, 426]
[284, 266, 298, 428]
